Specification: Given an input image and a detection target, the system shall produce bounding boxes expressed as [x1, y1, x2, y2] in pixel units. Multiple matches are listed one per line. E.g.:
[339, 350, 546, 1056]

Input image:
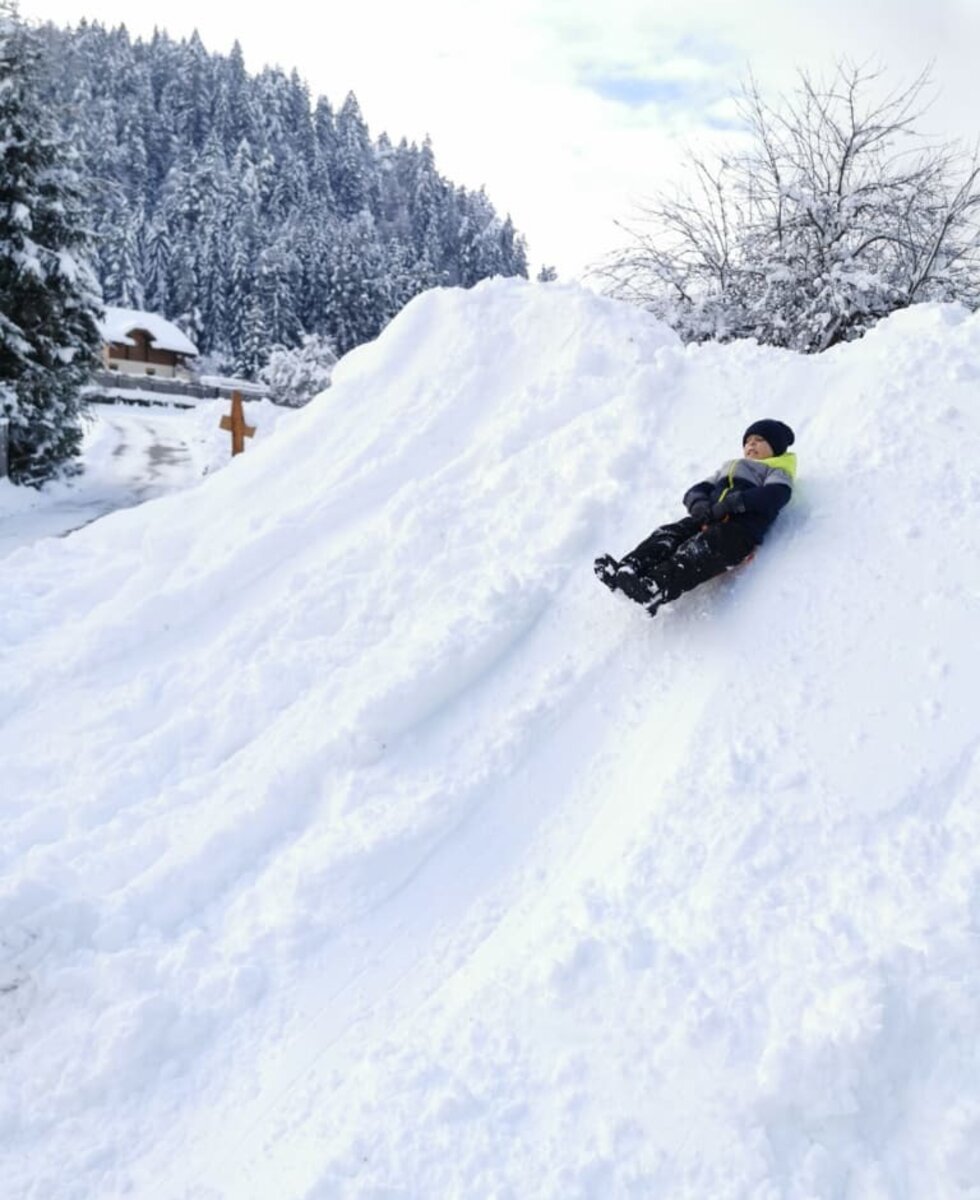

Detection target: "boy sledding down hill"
[594, 419, 796, 617]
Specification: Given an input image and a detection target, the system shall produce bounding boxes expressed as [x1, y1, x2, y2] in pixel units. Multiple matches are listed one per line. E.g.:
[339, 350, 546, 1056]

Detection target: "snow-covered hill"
[3, 279, 980, 1199]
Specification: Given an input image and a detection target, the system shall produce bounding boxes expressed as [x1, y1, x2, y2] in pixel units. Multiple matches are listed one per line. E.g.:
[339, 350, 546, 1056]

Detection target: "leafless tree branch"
[594, 62, 980, 351]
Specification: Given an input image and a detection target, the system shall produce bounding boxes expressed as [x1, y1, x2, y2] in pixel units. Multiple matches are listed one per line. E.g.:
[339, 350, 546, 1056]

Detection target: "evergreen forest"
[35, 21, 530, 374]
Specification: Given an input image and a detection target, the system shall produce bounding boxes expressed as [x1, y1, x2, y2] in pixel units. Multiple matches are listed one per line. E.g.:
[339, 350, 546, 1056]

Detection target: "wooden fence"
[85, 370, 270, 406]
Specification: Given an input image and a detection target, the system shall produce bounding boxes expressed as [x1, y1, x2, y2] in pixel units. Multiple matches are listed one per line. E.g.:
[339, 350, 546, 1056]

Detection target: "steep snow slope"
[2, 281, 980, 1199]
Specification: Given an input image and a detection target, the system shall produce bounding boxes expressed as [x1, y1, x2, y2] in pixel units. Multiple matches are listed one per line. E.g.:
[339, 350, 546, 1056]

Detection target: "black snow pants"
[624, 516, 757, 603]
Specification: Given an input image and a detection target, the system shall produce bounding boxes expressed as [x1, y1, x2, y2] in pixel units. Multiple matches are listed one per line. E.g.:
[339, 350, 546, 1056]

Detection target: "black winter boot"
[610, 568, 656, 606]
[593, 554, 620, 589]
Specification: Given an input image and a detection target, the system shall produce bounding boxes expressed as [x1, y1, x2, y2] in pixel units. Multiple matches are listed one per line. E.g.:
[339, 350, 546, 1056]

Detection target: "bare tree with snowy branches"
[598, 63, 980, 352]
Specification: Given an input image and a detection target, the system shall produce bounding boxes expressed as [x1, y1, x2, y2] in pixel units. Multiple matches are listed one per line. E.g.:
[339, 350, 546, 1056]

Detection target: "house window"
[146, 368, 156, 377]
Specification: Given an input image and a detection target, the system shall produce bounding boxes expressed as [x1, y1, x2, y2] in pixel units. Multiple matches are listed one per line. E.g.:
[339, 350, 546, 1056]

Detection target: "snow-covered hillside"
[3, 279, 980, 1200]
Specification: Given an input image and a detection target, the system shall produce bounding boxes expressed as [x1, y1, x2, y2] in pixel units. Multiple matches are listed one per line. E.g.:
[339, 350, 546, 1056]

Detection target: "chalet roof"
[99, 307, 199, 357]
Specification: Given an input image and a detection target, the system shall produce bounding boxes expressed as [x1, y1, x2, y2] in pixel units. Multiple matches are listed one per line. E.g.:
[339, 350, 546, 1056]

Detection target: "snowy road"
[0, 404, 201, 558]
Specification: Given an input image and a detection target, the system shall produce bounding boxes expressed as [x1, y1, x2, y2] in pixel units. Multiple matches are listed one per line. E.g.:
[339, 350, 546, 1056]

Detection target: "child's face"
[743, 434, 775, 459]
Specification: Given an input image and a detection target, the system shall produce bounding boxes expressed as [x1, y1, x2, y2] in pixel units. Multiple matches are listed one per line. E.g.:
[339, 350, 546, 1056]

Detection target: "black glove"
[711, 491, 746, 521]
[688, 499, 712, 525]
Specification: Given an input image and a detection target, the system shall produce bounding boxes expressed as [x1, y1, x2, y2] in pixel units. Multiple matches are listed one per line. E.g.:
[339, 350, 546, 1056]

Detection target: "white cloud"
[22, 0, 980, 278]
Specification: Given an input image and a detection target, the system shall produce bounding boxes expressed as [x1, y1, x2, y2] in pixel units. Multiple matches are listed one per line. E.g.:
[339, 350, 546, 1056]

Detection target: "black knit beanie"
[743, 419, 795, 457]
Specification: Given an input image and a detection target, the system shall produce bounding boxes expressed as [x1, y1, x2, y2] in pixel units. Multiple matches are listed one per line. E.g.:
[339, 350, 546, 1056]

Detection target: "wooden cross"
[220, 391, 256, 456]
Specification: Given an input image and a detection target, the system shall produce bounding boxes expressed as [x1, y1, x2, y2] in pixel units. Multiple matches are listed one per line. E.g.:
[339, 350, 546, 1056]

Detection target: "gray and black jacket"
[683, 452, 797, 544]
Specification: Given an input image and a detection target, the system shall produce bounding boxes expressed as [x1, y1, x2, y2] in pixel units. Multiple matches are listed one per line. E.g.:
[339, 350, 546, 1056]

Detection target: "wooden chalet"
[99, 307, 200, 380]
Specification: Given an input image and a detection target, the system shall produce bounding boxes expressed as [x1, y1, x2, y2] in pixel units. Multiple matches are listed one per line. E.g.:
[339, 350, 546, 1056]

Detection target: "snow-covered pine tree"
[455, 187, 494, 287]
[212, 40, 251, 158]
[498, 215, 528, 278]
[309, 100, 337, 218]
[0, 3, 102, 484]
[326, 212, 392, 354]
[234, 293, 268, 379]
[332, 92, 380, 219]
[296, 210, 335, 333]
[255, 232, 303, 351]
[387, 240, 435, 313]
[103, 207, 145, 309]
[410, 138, 444, 259]
[198, 224, 228, 354]
[143, 217, 171, 313]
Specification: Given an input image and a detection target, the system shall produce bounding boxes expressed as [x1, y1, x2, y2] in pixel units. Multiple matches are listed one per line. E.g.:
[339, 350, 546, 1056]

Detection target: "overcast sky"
[24, 0, 980, 279]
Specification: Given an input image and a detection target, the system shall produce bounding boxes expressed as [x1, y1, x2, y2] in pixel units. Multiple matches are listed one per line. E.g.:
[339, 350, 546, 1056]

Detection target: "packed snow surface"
[3, 279, 980, 1199]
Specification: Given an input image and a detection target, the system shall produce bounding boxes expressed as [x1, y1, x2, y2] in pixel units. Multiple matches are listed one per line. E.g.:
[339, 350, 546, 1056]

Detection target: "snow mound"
[3, 279, 980, 1199]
